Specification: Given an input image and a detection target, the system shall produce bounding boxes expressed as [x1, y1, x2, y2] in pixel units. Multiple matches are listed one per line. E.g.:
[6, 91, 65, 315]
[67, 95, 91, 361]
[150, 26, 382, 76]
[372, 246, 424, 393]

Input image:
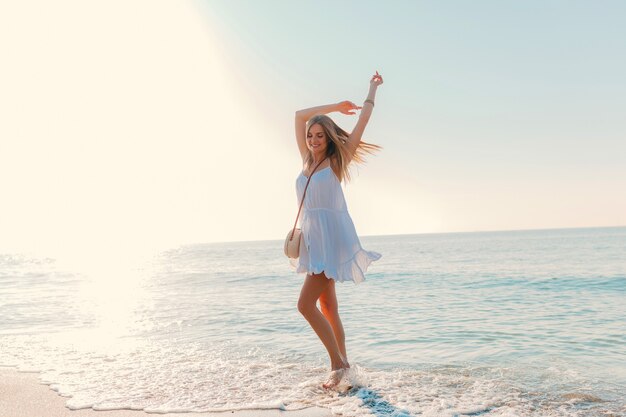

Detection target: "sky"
[1, 0, 625, 260]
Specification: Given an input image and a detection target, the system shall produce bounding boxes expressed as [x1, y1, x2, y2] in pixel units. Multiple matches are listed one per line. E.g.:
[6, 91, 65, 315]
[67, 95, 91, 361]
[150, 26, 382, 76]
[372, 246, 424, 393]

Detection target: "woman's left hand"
[336, 100, 362, 115]
[370, 70, 383, 88]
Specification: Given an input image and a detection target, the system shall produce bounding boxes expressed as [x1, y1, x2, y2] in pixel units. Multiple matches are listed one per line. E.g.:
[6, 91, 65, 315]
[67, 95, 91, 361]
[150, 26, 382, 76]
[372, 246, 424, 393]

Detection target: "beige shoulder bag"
[284, 157, 328, 258]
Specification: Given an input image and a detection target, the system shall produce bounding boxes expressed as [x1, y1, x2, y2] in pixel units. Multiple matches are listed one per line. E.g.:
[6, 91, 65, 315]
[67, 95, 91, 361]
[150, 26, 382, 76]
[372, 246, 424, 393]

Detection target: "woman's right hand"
[336, 100, 362, 115]
[370, 70, 383, 88]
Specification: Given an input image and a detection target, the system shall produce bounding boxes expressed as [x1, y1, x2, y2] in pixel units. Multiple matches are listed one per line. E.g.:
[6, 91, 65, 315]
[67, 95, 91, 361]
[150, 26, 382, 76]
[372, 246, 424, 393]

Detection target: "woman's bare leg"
[318, 279, 349, 365]
[297, 272, 349, 370]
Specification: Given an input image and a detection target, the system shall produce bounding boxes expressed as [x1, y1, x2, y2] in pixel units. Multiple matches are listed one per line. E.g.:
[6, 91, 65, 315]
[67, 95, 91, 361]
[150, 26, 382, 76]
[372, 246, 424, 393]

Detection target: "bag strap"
[288, 157, 328, 242]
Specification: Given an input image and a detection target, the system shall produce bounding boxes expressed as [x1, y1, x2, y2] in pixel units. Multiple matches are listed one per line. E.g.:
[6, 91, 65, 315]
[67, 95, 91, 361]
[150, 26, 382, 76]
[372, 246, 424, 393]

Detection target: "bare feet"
[322, 359, 351, 389]
[322, 368, 346, 389]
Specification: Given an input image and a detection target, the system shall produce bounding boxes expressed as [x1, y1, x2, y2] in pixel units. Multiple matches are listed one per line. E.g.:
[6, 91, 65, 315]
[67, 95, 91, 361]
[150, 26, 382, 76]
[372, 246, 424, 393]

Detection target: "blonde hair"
[305, 114, 382, 183]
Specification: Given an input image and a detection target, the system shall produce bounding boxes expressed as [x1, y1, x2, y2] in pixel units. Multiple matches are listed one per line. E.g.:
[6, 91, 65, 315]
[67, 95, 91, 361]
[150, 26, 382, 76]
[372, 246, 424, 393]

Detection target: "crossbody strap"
[288, 157, 328, 242]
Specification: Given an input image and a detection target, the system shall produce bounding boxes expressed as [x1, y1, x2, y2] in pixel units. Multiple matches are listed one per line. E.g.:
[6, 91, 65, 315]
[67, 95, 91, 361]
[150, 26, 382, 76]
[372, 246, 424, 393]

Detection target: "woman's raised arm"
[347, 71, 384, 155]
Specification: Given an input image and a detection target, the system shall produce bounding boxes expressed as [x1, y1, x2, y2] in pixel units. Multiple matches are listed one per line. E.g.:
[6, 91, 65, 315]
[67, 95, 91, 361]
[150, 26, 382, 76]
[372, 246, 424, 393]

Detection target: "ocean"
[1, 226, 625, 416]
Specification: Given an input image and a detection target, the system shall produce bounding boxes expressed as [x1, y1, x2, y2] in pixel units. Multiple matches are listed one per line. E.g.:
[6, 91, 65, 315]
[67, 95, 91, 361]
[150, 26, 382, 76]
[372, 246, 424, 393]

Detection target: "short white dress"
[289, 165, 382, 284]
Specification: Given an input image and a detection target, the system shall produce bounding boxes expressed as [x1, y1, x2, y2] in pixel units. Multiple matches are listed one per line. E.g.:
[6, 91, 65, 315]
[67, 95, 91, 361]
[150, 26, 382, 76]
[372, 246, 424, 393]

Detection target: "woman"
[291, 71, 384, 389]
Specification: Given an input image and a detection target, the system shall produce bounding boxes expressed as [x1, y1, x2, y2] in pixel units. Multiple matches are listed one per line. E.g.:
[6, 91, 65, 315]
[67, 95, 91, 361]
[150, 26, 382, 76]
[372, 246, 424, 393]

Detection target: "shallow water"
[1, 226, 625, 416]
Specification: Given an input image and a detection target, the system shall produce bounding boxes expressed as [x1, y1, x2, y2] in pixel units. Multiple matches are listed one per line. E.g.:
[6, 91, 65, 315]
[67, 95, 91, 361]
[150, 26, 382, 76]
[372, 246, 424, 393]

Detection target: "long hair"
[305, 115, 382, 183]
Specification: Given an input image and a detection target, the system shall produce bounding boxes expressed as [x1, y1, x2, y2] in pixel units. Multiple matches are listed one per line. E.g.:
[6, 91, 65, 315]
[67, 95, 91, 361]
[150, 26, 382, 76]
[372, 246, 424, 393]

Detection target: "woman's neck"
[312, 154, 326, 165]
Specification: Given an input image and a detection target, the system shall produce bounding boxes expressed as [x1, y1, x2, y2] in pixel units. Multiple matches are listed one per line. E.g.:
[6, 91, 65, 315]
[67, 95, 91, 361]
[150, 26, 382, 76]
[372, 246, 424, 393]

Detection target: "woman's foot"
[322, 368, 346, 389]
[322, 359, 351, 389]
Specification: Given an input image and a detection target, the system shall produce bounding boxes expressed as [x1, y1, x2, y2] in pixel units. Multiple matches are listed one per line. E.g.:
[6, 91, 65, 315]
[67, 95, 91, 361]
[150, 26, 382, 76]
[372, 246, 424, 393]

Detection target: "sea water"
[1, 226, 624, 416]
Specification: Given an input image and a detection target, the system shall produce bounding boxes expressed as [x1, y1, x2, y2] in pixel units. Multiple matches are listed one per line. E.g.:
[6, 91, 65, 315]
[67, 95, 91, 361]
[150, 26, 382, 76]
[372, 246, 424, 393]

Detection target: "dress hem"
[291, 247, 382, 285]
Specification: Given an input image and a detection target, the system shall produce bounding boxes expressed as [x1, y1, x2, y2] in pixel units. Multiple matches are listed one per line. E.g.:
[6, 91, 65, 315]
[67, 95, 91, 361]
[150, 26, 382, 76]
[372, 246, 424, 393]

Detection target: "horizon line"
[181, 224, 626, 247]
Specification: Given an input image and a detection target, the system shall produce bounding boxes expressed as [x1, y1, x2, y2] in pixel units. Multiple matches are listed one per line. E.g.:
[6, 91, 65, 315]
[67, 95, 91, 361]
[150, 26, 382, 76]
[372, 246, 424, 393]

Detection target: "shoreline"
[0, 367, 332, 417]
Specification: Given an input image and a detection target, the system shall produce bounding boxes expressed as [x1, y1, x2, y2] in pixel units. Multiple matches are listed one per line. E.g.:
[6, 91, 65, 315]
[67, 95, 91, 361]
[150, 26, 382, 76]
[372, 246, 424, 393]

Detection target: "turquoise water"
[1, 226, 624, 416]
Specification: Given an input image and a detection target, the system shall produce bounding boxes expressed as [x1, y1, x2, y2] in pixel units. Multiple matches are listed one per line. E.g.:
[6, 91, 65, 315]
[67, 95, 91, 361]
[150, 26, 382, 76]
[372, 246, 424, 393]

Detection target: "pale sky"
[1, 0, 625, 260]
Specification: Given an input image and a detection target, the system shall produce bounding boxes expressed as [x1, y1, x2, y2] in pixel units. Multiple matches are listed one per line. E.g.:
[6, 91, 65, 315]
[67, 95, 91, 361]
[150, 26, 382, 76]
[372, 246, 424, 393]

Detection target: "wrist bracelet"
[364, 99, 375, 107]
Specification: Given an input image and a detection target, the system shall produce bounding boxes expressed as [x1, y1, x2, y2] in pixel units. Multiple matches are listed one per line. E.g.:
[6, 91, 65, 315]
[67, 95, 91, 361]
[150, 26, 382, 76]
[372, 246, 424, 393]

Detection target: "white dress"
[289, 165, 382, 284]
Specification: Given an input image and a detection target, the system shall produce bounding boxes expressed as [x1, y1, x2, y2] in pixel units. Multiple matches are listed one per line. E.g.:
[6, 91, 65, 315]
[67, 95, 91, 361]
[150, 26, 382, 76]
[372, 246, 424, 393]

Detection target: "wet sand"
[0, 368, 332, 417]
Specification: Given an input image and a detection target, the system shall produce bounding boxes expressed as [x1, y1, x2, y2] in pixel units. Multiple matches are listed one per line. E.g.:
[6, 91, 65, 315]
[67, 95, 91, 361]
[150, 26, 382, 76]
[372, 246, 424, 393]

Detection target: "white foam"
[1, 334, 623, 417]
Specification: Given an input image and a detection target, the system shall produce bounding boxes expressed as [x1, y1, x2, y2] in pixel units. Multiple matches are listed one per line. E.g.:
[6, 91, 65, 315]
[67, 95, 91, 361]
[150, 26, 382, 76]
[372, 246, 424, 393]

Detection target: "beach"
[0, 368, 332, 417]
[1, 228, 625, 416]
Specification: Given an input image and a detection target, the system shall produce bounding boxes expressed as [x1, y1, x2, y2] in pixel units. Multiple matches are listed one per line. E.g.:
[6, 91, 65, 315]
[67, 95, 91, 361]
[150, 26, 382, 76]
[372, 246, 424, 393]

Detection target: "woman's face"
[307, 123, 328, 156]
